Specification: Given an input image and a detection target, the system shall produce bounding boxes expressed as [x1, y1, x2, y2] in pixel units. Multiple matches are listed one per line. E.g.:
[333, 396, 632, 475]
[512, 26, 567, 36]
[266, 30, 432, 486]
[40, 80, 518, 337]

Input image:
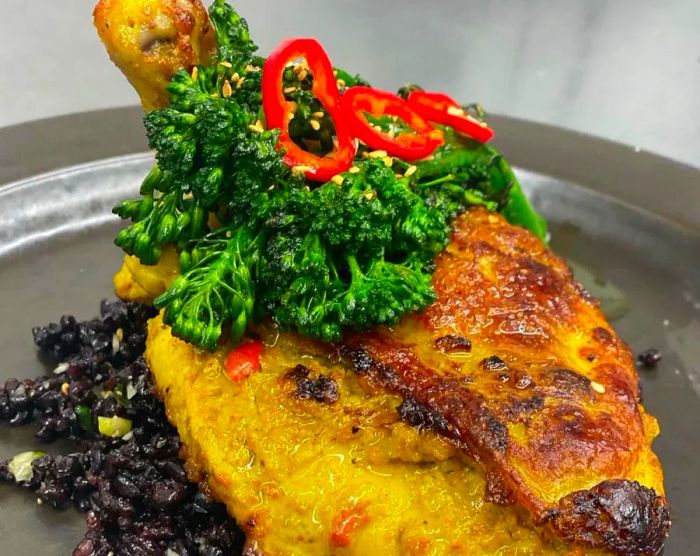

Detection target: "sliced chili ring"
[341, 86, 444, 161]
[225, 340, 263, 382]
[262, 38, 356, 182]
[407, 90, 494, 143]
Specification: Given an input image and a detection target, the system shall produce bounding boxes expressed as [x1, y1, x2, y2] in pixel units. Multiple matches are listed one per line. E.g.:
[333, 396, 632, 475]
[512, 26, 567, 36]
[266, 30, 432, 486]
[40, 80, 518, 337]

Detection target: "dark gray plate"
[1, 108, 698, 555]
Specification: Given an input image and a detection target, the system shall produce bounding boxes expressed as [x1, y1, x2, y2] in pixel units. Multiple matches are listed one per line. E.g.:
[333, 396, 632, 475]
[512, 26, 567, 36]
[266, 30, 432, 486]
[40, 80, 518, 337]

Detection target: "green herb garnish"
[97, 415, 133, 438]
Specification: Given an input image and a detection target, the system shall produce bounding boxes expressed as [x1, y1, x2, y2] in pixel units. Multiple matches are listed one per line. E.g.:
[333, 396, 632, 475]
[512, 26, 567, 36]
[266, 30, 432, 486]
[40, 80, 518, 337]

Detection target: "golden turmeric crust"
[117, 208, 668, 554]
[344, 208, 669, 555]
[113, 246, 180, 303]
[146, 314, 594, 556]
[94, 0, 216, 110]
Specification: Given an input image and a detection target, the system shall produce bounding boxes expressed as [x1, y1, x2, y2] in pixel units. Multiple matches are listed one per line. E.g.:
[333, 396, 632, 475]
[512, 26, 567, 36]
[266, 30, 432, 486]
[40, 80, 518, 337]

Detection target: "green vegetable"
[98, 415, 133, 438]
[8, 451, 45, 483]
[208, 0, 258, 69]
[155, 227, 260, 349]
[75, 405, 93, 433]
[113, 1, 547, 350]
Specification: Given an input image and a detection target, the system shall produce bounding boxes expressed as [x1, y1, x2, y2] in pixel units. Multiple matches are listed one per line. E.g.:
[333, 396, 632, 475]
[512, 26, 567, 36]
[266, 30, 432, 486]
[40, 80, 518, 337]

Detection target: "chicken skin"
[94, 0, 215, 110]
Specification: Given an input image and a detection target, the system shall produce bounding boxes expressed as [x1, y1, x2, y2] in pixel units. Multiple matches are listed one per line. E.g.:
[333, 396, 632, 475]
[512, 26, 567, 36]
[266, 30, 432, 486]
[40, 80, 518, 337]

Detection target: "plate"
[1, 108, 698, 555]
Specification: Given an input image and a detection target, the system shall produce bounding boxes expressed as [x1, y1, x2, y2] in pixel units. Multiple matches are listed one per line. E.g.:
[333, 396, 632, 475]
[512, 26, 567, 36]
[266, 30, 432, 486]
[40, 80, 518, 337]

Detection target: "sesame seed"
[383, 156, 394, 167]
[368, 150, 388, 159]
[349, 166, 361, 174]
[404, 165, 417, 177]
[331, 175, 344, 185]
[309, 119, 321, 131]
[591, 381, 606, 394]
[220, 61, 233, 69]
[231, 72, 240, 82]
[293, 62, 310, 75]
[447, 106, 465, 117]
[336, 79, 346, 88]
[248, 123, 264, 134]
[312, 111, 325, 118]
[364, 191, 376, 200]
[298, 69, 308, 81]
[236, 76, 246, 89]
[333, 69, 338, 76]
[53, 362, 69, 375]
[222, 80, 233, 98]
[292, 165, 313, 175]
[244, 64, 259, 72]
[190, 66, 199, 80]
[61, 383, 70, 395]
[37, 498, 43, 505]
[283, 86, 297, 94]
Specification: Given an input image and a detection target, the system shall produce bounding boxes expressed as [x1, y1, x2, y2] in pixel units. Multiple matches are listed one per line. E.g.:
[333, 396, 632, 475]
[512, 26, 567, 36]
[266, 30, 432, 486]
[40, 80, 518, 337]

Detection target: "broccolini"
[113, 0, 548, 350]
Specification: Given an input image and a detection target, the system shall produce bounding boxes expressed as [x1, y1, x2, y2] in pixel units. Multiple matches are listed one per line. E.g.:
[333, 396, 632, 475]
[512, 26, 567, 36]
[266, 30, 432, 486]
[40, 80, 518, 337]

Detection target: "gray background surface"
[1, 0, 699, 167]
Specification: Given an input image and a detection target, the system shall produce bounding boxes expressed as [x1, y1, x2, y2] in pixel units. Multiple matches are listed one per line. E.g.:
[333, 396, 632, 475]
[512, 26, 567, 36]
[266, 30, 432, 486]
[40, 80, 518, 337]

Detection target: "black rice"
[0, 300, 245, 556]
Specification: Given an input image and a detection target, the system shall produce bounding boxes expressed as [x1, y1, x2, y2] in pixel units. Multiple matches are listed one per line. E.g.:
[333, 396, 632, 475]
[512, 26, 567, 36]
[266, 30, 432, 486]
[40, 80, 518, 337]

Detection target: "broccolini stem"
[346, 254, 364, 283]
[418, 174, 456, 188]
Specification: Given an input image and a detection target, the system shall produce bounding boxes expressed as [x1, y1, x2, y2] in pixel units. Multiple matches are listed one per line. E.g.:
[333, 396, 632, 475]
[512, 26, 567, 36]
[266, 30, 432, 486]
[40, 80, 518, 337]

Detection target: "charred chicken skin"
[343, 209, 669, 554]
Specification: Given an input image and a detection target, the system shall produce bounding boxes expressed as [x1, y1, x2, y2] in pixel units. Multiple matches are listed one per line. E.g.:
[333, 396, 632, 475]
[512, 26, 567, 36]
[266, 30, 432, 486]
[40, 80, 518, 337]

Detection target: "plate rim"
[1, 107, 699, 233]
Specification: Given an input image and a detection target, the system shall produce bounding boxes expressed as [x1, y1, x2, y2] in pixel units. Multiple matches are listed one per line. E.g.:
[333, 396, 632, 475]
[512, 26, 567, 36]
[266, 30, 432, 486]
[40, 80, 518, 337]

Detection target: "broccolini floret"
[112, 0, 547, 350]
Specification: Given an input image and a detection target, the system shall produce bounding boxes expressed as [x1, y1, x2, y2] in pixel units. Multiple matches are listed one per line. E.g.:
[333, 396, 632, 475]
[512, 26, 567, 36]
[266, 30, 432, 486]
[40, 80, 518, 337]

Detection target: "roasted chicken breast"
[99, 1, 669, 554]
[343, 209, 669, 554]
[117, 209, 668, 555]
[94, 0, 216, 110]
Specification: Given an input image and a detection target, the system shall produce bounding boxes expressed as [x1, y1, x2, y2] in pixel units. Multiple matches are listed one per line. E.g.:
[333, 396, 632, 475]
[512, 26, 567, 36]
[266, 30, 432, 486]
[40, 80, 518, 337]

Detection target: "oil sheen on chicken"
[116, 210, 667, 556]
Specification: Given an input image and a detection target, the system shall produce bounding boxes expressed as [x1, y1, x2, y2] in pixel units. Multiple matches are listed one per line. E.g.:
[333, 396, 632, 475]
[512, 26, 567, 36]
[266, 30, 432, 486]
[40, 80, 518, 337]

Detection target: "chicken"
[113, 246, 180, 303]
[145, 310, 577, 556]
[94, 0, 216, 110]
[118, 209, 668, 555]
[342, 209, 669, 554]
[97, 1, 669, 552]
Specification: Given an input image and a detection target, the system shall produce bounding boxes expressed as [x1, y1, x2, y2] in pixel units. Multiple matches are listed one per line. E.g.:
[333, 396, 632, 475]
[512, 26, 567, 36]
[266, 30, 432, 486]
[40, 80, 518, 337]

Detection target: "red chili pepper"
[341, 86, 444, 161]
[330, 503, 370, 547]
[407, 90, 494, 143]
[225, 340, 263, 382]
[262, 38, 356, 182]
